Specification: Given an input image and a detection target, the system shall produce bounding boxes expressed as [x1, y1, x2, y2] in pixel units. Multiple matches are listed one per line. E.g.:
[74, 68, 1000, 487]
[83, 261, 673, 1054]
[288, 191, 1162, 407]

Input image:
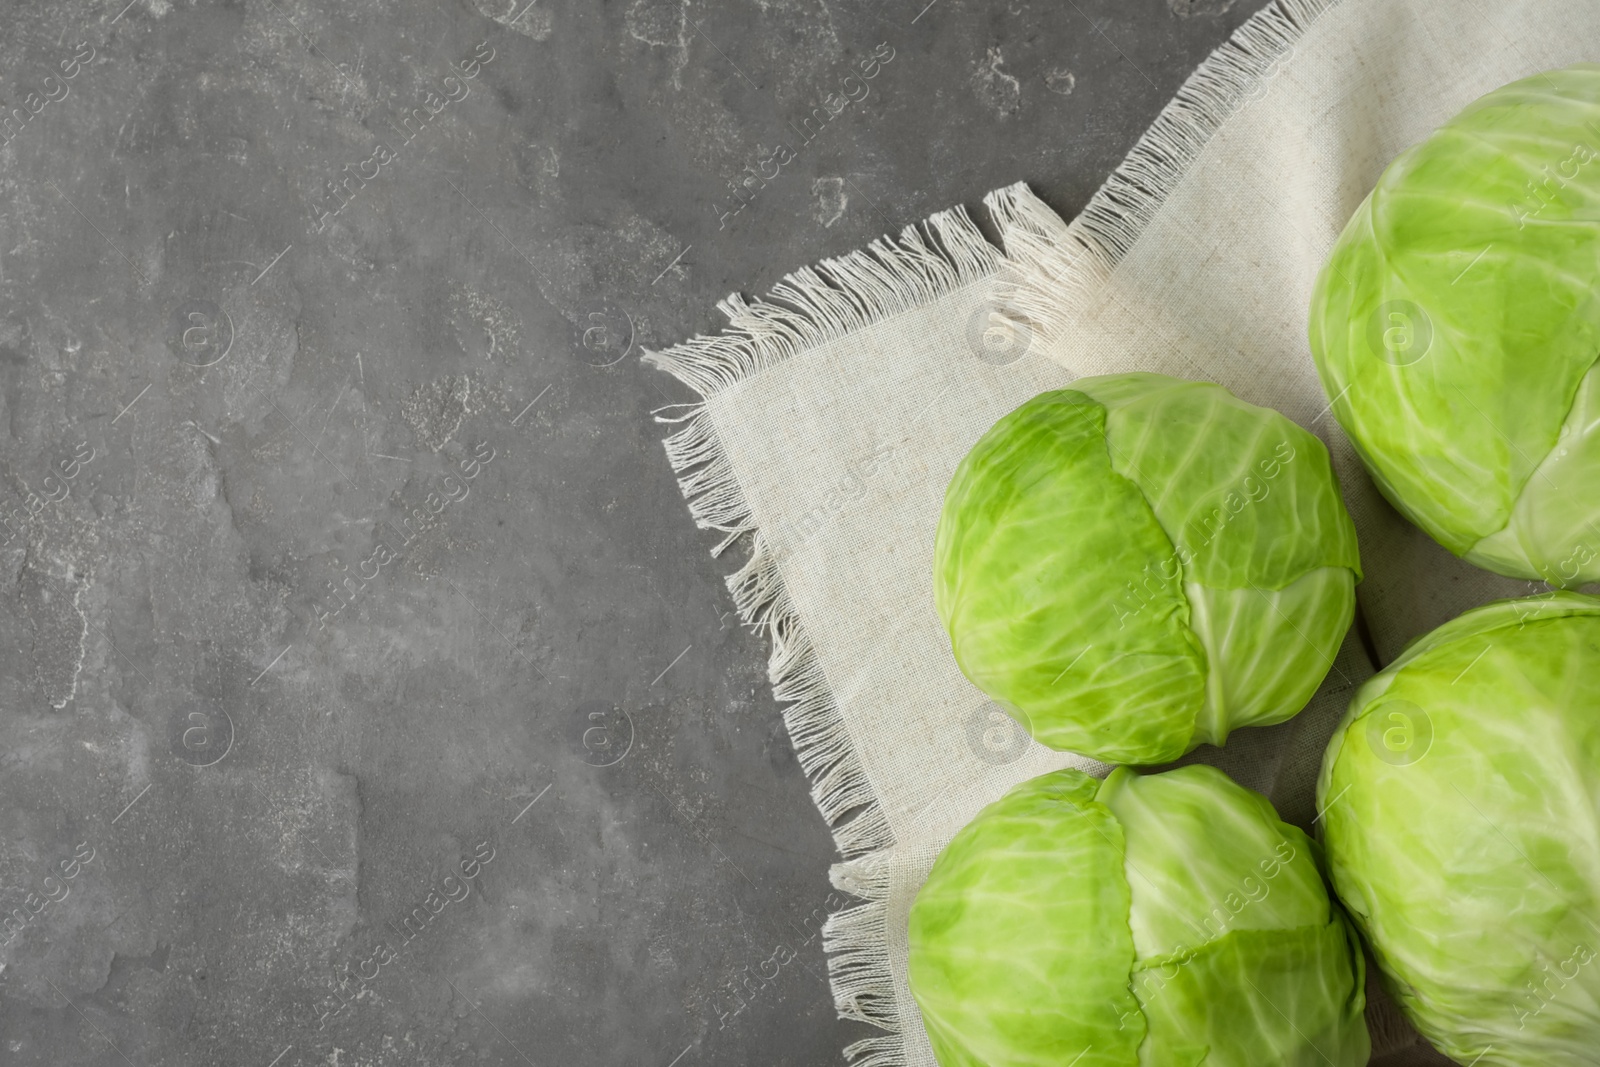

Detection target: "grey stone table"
[0, 1, 1274, 1064]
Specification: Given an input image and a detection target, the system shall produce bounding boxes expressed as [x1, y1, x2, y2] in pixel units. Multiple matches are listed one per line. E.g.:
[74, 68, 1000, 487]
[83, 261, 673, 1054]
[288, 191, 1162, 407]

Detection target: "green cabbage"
[1310, 65, 1600, 585]
[934, 373, 1361, 765]
[909, 765, 1369, 1066]
[1318, 592, 1600, 1065]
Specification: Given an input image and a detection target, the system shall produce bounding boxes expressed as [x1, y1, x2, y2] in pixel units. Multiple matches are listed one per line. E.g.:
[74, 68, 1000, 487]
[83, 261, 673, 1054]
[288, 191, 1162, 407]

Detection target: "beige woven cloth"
[646, 1, 1600, 1063]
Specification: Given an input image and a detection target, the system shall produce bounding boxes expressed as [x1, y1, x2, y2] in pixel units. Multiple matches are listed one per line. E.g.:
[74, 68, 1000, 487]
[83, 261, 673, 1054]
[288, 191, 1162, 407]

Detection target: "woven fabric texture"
[645, 2, 1600, 1063]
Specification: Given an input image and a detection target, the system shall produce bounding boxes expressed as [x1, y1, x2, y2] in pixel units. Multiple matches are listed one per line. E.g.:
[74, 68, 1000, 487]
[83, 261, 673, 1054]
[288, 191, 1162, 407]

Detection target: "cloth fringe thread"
[644, 202, 1009, 863]
[996, 0, 1340, 344]
[644, 198, 1031, 1059]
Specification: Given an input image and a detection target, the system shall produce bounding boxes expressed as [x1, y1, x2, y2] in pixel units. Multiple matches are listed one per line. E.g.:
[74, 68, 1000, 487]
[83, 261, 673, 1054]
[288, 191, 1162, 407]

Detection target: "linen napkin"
[646, 1, 1600, 1063]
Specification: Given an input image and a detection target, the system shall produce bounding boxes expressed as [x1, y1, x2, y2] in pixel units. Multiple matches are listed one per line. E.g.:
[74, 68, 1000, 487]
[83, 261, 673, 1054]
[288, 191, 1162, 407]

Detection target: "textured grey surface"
[0, 1, 1279, 1064]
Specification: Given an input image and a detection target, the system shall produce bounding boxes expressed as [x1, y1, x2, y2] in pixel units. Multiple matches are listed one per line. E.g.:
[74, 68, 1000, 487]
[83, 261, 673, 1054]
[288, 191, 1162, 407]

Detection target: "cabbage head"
[1310, 65, 1600, 586]
[908, 764, 1369, 1067]
[934, 373, 1360, 765]
[1318, 592, 1600, 1065]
